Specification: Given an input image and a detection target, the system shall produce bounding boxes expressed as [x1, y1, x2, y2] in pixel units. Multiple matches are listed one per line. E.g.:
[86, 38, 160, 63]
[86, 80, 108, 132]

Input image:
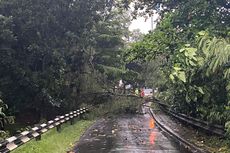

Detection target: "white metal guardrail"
[0, 107, 88, 153]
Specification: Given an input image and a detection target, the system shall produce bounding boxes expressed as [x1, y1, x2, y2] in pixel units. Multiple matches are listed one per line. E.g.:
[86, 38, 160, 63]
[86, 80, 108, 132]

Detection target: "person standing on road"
[141, 88, 144, 97]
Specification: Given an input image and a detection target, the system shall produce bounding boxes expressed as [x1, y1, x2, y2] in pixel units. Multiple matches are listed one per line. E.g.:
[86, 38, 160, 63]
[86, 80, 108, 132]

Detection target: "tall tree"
[0, 0, 130, 124]
[126, 0, 230, 126]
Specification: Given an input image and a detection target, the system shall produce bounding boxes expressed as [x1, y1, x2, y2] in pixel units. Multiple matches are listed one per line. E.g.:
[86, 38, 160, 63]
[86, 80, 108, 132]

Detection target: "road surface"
[72, 105, 190, 153]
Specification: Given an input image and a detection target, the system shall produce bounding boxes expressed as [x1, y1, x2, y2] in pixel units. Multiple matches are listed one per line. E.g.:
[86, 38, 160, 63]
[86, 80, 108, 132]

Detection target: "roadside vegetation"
[152, 102, 230, 153]
[191, 133, 230, 153]
[125, 0, 230, 151]
[12, 120, 93, 153]
[0, 0, 142, 139]
[126, 0, 230, 132]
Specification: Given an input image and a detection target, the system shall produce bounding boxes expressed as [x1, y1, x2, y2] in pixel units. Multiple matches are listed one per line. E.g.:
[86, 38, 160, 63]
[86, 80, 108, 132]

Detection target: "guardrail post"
[35, 135, 41, 141]
[79, 108, 85, 119]
[57, 124, 61, 133]
[77, 110, 82, 119]
[79, 114, 83, 119]
[70, 118, 74, 125]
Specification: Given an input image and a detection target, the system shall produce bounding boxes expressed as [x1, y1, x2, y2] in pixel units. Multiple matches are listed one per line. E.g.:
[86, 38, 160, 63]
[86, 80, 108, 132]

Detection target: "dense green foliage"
[126, 0, 230, 133]
[0, 0, 132, 134]
[0, 0, 229, 144]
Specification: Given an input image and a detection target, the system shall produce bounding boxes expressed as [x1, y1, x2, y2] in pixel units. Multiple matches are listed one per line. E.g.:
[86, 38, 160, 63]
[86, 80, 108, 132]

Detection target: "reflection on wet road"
[149, 118, 156, 145]
[73, 106, 190, 153]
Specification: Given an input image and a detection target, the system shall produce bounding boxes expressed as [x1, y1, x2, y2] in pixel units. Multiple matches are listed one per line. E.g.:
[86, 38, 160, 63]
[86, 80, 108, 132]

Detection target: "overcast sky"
[129, 14, 159, 34]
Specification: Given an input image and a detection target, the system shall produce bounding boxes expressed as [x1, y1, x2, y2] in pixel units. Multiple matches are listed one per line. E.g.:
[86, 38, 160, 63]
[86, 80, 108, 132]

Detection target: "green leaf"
[185, 93, 191, 103]
[185, 58, 190, 65]
[197, 57, 204, 66]
[198, 31, 206, 36]
[179, 48, 185, 52]
[225, 106, 230, 110]
[178, 71, 186, 83]
[189, 60, 196, 66]
[192, 56, 198, 61]
[172, 71, 177, 75]
[169, 74, 175, 81]
[226, 83, 230, 91]
[197, 87, 205, 94]
[173, 66, 182, 71]
[186, 48, 197, 56]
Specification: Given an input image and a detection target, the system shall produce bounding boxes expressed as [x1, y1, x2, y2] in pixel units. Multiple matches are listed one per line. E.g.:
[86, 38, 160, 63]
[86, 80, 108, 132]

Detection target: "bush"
[225, 121, 230, 138]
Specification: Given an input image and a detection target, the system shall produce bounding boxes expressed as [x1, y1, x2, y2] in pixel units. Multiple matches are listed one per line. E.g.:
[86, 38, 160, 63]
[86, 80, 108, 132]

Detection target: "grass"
[12, 119, 94, 153]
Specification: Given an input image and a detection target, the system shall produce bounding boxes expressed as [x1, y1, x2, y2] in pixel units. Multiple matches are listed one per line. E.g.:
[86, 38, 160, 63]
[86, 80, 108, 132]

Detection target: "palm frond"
[199, 36, 230, 78]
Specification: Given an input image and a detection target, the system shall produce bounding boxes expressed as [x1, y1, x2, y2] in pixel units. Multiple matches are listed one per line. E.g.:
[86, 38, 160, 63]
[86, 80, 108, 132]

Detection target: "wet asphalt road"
[73, 105, 190, 153]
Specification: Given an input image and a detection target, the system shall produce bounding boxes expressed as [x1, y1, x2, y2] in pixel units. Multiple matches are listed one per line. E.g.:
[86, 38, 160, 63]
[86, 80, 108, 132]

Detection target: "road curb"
[149, 108, 210, 153]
